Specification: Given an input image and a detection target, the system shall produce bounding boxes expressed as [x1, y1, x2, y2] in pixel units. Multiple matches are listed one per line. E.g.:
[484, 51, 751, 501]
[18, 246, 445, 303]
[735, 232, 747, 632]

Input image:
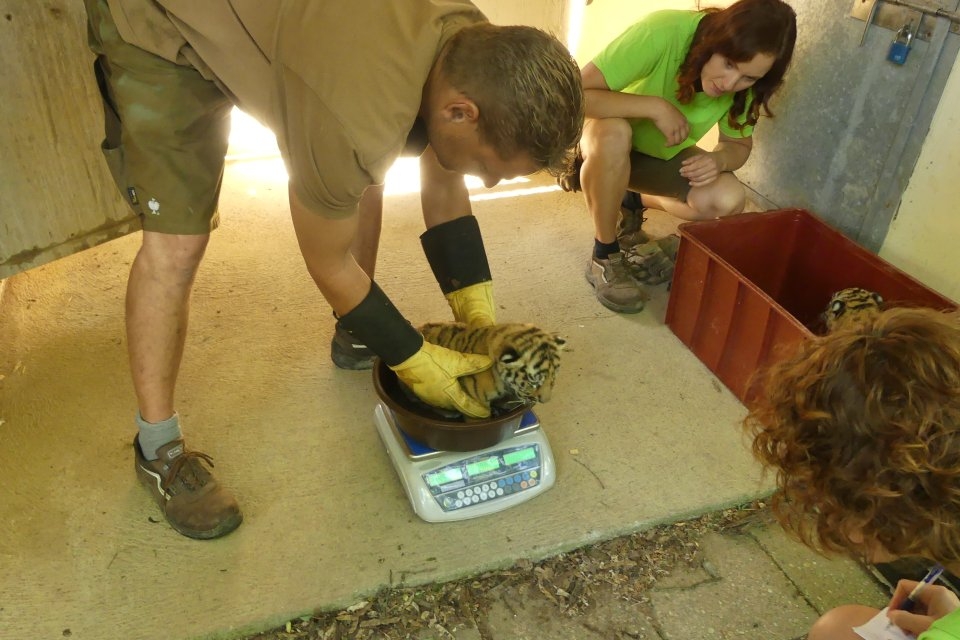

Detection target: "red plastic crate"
[665, 208, 957, 404]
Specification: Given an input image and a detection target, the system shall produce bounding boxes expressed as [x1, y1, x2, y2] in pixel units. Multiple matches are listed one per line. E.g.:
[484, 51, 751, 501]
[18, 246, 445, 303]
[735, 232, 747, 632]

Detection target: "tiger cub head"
[823, 287, 883, 332]
[489, 324, 566, 405]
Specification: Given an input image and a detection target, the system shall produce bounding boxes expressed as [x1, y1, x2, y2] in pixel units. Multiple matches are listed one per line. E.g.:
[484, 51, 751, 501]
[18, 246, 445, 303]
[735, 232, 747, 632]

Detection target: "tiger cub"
[823, 287, 884, 332]
[418, 322, 566, 415]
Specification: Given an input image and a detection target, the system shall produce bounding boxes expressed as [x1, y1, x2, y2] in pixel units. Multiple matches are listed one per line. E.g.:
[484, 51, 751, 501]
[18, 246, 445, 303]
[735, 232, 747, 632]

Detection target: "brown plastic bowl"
[372, 358, 531, 452]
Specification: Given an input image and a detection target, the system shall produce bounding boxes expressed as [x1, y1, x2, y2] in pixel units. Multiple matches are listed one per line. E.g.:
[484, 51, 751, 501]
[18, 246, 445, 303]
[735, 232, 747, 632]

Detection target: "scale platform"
[374, 403, 555, 523]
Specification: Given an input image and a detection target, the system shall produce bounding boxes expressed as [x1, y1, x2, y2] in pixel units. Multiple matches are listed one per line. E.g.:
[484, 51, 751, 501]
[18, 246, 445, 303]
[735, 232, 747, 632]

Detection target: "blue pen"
[899, 564, 946, 612]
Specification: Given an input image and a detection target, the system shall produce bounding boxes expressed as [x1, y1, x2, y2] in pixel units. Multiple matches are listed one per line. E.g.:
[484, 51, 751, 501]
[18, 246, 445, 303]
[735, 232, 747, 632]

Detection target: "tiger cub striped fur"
[419, 322, 566, 415]
[823, 287, 883, 332]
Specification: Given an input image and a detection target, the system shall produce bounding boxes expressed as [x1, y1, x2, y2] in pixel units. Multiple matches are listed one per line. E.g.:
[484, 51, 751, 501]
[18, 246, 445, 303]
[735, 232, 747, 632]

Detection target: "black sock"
[594, 239, 621, 260]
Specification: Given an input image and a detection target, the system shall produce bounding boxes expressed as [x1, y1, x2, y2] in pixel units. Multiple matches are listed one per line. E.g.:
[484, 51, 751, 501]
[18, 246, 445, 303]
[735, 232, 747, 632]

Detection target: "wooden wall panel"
[0, 0, 136, 279]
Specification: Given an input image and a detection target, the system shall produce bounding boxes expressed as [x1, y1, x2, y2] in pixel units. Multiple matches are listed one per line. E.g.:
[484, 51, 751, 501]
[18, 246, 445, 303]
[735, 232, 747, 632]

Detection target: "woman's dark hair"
[677, 0, 797, 131]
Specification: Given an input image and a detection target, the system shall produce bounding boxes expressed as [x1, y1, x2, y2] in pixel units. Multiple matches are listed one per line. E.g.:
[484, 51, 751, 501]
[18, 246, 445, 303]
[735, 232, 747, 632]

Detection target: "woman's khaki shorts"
[626, 146, 704, 202]
[85, 0, 233, 235]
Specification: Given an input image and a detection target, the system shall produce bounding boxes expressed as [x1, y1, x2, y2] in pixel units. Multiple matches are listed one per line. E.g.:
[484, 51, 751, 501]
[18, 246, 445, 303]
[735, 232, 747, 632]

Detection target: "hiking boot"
[617, 207, 650, 250]
[331, 322, 375, 370]
[134, 436, 243, 540]
[617, 192, 650, 249]
[624, 235, 681, 285]
[585, 251, 648, 313]
[656, 234, 681, 261]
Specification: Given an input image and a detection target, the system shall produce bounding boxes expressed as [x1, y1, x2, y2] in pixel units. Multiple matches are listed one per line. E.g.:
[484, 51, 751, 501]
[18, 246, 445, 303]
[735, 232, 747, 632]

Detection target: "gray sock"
[135, 411, 183, 461]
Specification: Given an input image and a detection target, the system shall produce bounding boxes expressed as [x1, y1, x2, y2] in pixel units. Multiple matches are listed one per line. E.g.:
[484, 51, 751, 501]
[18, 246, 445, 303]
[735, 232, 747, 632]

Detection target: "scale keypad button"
[496, 488, 504, 496]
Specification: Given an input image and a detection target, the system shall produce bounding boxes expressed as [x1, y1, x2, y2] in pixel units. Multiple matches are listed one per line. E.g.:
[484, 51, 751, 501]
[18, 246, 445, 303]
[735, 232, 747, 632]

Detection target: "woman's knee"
[688, 174, 745, 218]
[581, 117, 633, 159]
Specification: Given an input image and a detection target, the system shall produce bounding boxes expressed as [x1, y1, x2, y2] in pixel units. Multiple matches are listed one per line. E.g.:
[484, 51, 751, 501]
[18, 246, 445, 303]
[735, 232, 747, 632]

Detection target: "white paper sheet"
[853, 608, 915, 640]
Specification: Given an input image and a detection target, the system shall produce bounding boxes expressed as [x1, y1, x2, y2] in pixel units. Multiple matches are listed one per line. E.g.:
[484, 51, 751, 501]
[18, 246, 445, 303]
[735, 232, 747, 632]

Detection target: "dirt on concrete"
[244, 501, 771, 640]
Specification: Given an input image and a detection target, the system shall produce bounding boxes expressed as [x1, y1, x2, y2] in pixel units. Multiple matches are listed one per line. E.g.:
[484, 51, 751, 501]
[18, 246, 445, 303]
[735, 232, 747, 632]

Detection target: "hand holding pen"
[897, 565, 945, 612]
[886, 565, 960, 636]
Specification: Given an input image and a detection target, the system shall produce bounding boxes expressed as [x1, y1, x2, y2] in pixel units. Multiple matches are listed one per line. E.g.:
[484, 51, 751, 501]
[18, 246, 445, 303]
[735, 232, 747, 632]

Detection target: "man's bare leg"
[127, 230, 242, 539]
[127, 231, 208, 427]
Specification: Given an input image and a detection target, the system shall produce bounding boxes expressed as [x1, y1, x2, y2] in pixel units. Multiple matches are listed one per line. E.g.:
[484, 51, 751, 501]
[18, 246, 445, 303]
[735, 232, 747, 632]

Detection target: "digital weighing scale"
[374, 403, 555, 523]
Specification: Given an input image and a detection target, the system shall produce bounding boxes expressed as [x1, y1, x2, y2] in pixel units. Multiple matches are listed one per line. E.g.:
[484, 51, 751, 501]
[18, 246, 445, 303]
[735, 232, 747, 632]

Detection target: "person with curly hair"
[563, 0, 796, 313]
[744, 306, 960, 639]
[84, 0, 583, 539]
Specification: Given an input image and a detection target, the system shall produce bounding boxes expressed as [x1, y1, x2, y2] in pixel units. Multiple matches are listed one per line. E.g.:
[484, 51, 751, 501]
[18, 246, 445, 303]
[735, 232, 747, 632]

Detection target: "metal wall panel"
[737, 0, 960, 250]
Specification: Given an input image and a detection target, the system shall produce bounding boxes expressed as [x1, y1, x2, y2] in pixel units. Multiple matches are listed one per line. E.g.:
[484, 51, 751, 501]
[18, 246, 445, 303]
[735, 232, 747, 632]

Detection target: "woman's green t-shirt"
[592, 9, 754, 160]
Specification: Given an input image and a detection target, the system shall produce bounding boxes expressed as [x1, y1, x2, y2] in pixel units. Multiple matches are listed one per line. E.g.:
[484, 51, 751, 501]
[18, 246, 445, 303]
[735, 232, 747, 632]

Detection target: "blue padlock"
[888, 23, 913, 65]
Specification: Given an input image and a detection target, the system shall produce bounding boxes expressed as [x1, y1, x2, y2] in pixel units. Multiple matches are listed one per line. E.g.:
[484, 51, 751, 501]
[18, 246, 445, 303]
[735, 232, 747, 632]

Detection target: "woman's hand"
[651, 99, 689, 147]
[886, 580, 960, 636]
[679, 152, 721, 188]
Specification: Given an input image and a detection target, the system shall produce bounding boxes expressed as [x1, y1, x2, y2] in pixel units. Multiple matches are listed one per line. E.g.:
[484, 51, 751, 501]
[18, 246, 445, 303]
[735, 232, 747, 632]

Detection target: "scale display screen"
[424, 467, 463, 487]
[465, 456, 500, 476]
[503, 447, 536, 465]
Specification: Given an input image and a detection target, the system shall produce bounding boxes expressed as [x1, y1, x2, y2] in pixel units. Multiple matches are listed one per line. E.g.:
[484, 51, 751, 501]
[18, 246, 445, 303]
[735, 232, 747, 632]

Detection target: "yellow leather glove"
[390, 341, 493, 419]
[445, 281, 496, 327]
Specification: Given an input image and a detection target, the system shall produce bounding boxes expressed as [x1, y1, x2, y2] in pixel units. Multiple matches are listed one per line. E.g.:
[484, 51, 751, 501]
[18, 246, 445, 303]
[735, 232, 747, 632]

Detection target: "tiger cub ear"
[552, 334, 567, 349]
[499, 347, 523, 366]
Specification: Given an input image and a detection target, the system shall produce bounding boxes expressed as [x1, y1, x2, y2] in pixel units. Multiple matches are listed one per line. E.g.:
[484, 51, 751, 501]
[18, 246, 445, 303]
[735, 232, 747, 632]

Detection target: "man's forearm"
[288, 185, 370, 316]
[420, 146, 472, 228]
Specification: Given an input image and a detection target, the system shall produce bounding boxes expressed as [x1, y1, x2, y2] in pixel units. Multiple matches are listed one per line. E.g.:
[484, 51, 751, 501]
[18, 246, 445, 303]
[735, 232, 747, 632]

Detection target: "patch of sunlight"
[227, 108, 279, 161]
[470, 184, 560, 201]
[383, 158, 533, 197]
[225, 107, 551, 201]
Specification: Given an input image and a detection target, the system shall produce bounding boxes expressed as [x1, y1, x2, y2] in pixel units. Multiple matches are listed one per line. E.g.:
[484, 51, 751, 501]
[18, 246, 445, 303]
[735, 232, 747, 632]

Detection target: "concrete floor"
[0, 160, 771, 640]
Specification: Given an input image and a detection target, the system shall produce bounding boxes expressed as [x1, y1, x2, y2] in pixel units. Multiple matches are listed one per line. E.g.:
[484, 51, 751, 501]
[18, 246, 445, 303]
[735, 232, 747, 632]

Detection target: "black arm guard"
[420, 215, 492, 295]
[336, 282, 423, 367]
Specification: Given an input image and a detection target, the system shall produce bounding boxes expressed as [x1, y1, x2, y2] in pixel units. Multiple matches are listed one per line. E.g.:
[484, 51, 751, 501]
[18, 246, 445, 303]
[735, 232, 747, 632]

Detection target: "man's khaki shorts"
[626, 146, 704, 202]
[85, 0, 233, 235]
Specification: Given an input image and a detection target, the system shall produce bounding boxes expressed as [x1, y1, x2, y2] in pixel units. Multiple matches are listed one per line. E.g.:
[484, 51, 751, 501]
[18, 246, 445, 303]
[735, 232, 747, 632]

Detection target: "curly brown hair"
[745, 307, 960, 563]
[678, 0, 797, 132]
[441, 23, 585, 177]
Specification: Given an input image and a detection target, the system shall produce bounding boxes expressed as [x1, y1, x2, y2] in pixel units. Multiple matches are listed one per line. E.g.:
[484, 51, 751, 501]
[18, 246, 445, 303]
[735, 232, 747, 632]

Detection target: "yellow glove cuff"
[445, 281, 496, 327]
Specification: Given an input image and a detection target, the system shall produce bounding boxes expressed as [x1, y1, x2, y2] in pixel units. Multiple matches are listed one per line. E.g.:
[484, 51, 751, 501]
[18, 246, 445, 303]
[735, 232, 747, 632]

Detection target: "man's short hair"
[442, 24, 584, 176]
